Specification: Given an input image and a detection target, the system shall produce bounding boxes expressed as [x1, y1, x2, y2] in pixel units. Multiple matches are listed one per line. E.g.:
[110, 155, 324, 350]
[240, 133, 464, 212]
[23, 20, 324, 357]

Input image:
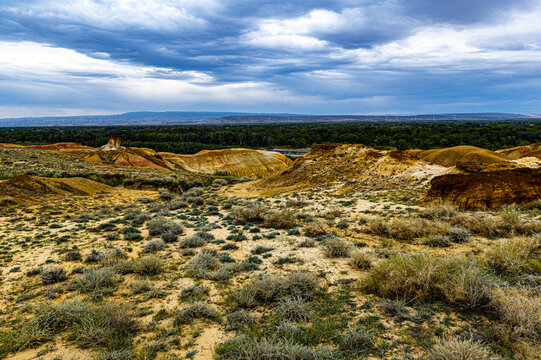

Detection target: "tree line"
[0, 121, 539, 153]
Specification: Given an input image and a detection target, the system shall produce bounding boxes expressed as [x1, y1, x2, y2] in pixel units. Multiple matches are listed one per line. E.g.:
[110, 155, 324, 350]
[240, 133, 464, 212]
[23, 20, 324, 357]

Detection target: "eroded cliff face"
[427, 168, 541, 210]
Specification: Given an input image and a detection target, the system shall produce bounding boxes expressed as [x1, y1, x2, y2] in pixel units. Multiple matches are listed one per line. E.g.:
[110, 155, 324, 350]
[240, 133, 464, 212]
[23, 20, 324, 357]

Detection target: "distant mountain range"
[0, 111, 539, 127]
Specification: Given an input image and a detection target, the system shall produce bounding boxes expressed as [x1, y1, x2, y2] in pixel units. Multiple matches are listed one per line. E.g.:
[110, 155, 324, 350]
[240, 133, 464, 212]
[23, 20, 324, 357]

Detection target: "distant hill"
[0, 111, 539, 127]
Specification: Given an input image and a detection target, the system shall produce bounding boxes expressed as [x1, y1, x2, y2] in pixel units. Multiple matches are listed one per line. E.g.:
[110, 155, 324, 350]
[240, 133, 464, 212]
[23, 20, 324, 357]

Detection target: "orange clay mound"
[427, 168, 541, 210]
[496, 142, 541, 160]
[229, 144, 448, 196]
[0, 175, 115, 202]
[416, 146, 509, 169]
[158, 148, 292, 177]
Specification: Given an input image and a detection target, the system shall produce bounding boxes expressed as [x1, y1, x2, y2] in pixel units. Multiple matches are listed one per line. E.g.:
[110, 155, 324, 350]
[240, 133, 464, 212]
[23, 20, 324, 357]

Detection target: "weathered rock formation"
[427, 168, 541, 210]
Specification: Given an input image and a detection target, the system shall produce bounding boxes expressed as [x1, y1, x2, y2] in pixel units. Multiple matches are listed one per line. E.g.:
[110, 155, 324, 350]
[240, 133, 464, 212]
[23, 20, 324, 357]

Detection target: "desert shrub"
[380, 299, 407, 316]
[424, 234, 452, 248]
[147, 217, 183, 236]
[263, 210, 297, 229]
[499, 204, 521, 225]
[484, 237, 540, 275]
[299, 239, 317, 247]
[124, 232, 143, 241]
[211, 263, 244, 281]
[274, 296, 312, 322]
[180, 232, 212, 248]
[363, 218, 389, 237]
[221, 243, 239, 250]
[386, 218, 430, 242]
[213, 178, 229, 187]
[41, 267, 67, 285]
[446, 226, 473, 243]
[65, 250, 82, 261]
[161, 231, 178, 243]
[179, 284, 210, 302]
[129, 280, 155, 294]
[231, 272, 320, 308]
[252, 246, 274, 255]
[225, 310, 257, 331]
[214, 337, 341, 360]
[426, 338, 494, 360]
[173, 301, 220, 325]
[32, 299, 138, 351]
[349, 250, 373, 270]
[490, 287, 541, 341]
[185, 187, 204, 197]
[365, 253, 496, 309]
[324, 236, 352, 258]
[69, 267, 118, 294]
[123, 209, 150, 226]
[99, 249, 127, 267]
[99, 350, 133, 360]
[158, 188, 172, 201]
[132, 257, 163, 276]
[142, 239, 166, 253]
[185, 252, 219, 279]
[339, 326, 375, 355]
[303, 223, 329, 237]
[167, 198, 188, 210]
[71, 303, 138, 349]
[336, 219, 349, 230]
[231, 204, 268, 224]
[420, 200, 456, 220]
[460, 213, 541, 238]
[185, 252, 241, 280]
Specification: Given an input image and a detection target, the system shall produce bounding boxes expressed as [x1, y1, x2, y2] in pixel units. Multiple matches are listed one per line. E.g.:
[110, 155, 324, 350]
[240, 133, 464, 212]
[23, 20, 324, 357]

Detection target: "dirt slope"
[229, 144, 448, 196]
[0, 142, 91, 150]
[0, 175, 115, 202]
[159, 148, 292, 177]
[427, 168, 541, 210]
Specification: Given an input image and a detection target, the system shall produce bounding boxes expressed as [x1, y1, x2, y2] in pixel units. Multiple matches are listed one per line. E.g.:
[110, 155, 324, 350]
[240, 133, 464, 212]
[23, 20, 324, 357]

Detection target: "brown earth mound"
[416, 146, 509, 170]
[427, 168, 541, 210]
[159, 148, 292, 177]
[496, 142, 541, 160]
[229, 144, 448, 196]
[0, 175, 115, 202]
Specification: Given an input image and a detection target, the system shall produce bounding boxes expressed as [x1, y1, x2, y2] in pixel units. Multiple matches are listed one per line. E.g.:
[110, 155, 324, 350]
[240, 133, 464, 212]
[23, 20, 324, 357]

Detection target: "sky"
[1, 0, 541, 118]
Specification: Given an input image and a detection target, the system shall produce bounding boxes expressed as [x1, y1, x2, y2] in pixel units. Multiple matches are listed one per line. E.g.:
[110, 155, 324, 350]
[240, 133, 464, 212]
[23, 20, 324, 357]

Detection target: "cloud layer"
[1, 0, 541, 117]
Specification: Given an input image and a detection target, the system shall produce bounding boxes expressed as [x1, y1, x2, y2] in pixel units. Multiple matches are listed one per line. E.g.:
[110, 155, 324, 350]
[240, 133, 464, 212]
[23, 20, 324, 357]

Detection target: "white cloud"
[4, 0, 219, 31]
[243, 8, 358, 51]
[345, 3, 541, 72]
[0, 41, 213, 82]
[0, 41, 307, 115]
